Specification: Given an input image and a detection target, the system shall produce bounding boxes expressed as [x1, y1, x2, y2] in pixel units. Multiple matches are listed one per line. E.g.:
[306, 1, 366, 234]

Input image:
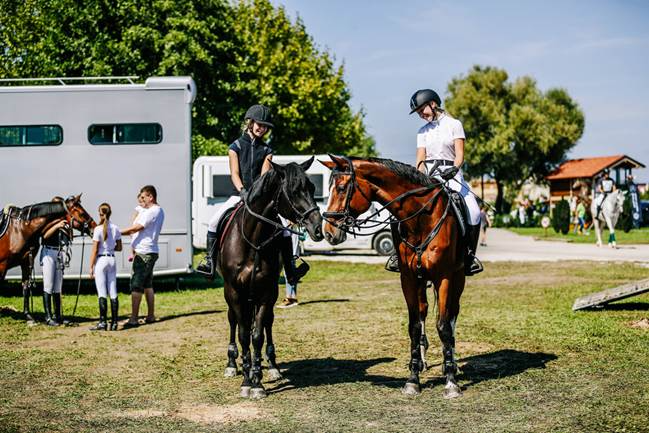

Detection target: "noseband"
[322, 156, 373, 232]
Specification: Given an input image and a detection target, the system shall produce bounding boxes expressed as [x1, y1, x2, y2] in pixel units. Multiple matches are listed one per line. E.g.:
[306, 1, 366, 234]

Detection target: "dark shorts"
[130, 253, 158, 293]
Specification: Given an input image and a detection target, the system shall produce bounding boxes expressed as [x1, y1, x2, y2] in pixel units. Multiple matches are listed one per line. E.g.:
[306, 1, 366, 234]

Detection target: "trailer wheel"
[373, 231, 395, 256]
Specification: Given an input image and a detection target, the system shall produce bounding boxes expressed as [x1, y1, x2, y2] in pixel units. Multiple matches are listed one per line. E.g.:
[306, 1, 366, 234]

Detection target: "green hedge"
[552, 199, 571, 234]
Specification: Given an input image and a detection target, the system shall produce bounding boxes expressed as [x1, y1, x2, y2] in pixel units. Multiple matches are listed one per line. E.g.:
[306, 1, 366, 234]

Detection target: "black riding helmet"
[409, 89, 442, 114]
[245, 104, 274, 128]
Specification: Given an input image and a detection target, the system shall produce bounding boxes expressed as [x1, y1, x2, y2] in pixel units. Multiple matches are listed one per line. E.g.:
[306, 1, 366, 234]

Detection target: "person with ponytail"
[89, 203, 122, 331]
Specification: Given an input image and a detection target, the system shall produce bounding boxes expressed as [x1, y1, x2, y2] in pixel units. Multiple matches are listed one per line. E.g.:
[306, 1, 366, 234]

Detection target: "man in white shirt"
[121, 185, 165, 328]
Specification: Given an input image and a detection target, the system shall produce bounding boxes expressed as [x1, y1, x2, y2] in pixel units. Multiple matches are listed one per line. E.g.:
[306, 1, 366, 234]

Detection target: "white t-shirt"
[416, 113, 466, 161]
[130, 205, 145, 246]
[92, 223, 121, 255]
[131, 205, 165, 254]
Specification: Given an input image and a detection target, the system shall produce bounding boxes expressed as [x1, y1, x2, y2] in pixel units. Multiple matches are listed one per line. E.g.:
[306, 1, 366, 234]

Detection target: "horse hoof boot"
[250, 387, 267, 400]
[267, 368, 283, 381]
[443, 383, 462, 399]
[402, 382, 421, 396]
[224, 367, 238, 378]
[240, 386, 251, 398]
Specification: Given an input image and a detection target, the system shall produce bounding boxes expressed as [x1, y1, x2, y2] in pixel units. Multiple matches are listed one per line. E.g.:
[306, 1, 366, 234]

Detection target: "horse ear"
[319, 159, 335, 170]
[76, 193, 82, 202]
[328, 154, 349, 169]
[270, 160, 285, 177]
[300, 156, 315, 171]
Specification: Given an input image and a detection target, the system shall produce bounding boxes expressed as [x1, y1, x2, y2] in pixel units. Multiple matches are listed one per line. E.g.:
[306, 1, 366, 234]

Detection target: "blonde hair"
[98, 203, 112, 242]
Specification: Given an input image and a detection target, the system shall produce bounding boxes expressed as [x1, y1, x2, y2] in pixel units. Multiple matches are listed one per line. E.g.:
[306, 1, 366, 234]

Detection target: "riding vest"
[600, 178, 614, 193]
[228, 133, 273, 195]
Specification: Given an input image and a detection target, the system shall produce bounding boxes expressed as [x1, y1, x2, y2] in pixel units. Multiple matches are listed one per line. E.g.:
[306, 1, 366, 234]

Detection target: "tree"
[445, 66, 584, 212]
[0, 0, 375, 158]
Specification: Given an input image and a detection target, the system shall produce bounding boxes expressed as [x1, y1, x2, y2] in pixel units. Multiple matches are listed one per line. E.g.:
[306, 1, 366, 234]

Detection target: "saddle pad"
[217, 202, 243, 249]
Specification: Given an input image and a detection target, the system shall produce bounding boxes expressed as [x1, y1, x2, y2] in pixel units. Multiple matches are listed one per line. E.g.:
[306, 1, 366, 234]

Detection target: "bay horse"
[0, 195, 97, 321]
[321, 155, 466, 398]
[219, 157, 323, 399]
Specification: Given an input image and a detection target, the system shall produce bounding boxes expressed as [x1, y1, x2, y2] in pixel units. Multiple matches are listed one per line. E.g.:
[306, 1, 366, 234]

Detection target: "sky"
[271, 0, 649, 181]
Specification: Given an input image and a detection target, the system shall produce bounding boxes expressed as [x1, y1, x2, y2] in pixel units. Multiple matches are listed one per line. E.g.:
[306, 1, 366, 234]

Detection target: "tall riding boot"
[53, 293, 65, 325]
[385, 222, 400, 273]
[23, 288, 34, 321]
[196, 231, 218, 277]
[465, 224, 484, 276]
[110, 298, 119, 331]
[91, 297, 108, 331]
[281, 235, 309, 286]
[42, 293, 59, 326]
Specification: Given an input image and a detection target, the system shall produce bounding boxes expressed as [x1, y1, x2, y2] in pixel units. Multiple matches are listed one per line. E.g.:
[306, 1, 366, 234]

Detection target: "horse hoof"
[240, 386, 251, 398]
[224, 367, 238, 378]
[443, 383, 462, 399]
[250, 388, 267, 400]
[402, 382, 421, 396]
[267, 368, 282, 381]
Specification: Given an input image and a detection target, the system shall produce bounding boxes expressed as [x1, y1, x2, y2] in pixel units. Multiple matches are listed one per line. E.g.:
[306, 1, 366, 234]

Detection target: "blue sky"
[271, 0, 649, 180]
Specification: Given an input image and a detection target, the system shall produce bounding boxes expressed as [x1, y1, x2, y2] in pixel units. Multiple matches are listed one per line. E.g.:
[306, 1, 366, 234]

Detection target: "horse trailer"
[0, 76, 196, 280]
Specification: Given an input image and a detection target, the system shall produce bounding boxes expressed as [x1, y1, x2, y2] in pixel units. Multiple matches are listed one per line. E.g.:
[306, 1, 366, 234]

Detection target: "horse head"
[63, 194, 97, 236]
[270, 157, 324, 242]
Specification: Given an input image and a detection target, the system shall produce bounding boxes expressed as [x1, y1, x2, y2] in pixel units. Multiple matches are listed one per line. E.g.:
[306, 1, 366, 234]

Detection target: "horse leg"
[436, 272, 464, 399]
[401, 271, 426, 395]
[264, 308, 282, 381]
[604, 214, 617, 248]
[21, 257, 35, 322]
[249, 304, 268, 399]
[593, 219, 603, 247]
[236, 304, 253, 398]
[418, 287, 429, 371]
[224, 307, 239, 377]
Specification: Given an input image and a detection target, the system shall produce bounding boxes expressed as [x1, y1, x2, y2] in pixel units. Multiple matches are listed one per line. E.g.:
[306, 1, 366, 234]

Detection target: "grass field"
[1, 261, 649, 433]
[508, 226, 649, 244]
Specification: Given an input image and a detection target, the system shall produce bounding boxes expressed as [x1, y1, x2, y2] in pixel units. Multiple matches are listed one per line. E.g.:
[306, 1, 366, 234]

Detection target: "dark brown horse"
[219, 158, 323, 399]
[0, 195, 96, 320]
[322, 155, 466, 398]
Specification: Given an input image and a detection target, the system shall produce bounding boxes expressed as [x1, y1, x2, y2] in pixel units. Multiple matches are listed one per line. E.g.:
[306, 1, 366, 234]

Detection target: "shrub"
[552, 199, 571, 234]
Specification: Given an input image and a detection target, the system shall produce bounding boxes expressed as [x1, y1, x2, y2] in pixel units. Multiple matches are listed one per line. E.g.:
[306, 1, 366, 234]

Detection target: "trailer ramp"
[572, 278, 649, 311]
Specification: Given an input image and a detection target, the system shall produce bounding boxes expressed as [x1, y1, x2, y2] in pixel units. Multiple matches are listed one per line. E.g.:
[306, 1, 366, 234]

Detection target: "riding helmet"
[245, 104, 274, 128]
[409, 89, 442, 114]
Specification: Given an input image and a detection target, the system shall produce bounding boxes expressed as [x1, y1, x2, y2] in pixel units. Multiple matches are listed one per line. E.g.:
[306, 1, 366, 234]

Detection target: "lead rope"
[69, 223, 87, 325]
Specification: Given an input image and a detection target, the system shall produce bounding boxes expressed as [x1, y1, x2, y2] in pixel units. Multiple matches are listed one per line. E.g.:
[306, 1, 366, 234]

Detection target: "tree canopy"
[0, 0, 375, 158]
[445, 65, 584, 211]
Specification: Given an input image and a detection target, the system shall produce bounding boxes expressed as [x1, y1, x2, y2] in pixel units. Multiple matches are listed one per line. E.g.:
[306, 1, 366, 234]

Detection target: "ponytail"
[98, 203, 112, 242]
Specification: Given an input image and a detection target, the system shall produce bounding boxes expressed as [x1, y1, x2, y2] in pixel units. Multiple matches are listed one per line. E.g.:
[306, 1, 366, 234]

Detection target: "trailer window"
[88, 123, 162, 144]
[0, 125, 63, 146]
[212, 175, 235, 198]
[307, 174, 324, 201]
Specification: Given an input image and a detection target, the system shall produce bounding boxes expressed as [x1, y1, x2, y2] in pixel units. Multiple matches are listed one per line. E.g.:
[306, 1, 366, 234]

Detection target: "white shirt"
[416, 113, 465, 161]
[131, 205, 165, 254]
[92, 223, 121, 255]
[130, 205, 145, 245]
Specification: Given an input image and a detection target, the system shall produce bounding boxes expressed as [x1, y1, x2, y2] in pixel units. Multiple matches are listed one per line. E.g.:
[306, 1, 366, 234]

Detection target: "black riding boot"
[53, 293, 66, 325]
[110, 298, 119, 331]
[281, 236, 309, 286]
[465, 224, 484, 276]
[91, 297, 108, 331]
[385, 222, 400, 273]
[196, 231, 218, 277]
[23, 288, 34, 321]
[42, 293, 59, 326]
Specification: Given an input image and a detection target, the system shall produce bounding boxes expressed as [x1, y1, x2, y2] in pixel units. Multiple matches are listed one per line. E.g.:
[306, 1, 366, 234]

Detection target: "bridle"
[61, 197, 92, 235]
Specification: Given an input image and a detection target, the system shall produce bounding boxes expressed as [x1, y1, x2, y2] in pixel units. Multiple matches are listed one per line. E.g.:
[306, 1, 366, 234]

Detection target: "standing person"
[479, 204, 491, 247]
[88, 203, 122, 331]
[386, 89, 483, 275]
[196, 104, 309, 285]
[121, 185, 165, 328]
[278, 228, 302, 308]
[128, 193, 145, 262]
[574, 198, 586, 235]
[40, 196, 72, 326]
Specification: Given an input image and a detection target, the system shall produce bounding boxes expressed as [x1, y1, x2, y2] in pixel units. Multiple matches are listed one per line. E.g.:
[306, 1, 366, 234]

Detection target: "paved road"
[305, 228, 649, 264]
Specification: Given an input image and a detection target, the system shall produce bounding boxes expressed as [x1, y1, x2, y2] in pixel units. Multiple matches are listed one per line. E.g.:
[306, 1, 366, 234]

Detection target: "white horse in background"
[590, 190, 625, 248]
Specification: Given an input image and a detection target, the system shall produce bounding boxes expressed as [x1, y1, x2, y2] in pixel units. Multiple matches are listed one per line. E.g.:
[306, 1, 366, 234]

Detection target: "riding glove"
[240, 188, 249, 202]
[441, 166, 459, 181]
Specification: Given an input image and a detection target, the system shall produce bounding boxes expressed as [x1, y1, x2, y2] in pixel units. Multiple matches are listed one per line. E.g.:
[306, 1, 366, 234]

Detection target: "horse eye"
[337, 184, 346, 192]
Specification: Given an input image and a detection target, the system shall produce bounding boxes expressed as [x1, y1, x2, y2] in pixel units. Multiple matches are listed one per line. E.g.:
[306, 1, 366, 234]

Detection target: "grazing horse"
[591, 189, 625, 248]
[220, 157, 323, 399]
[0, 195, 96, 320]
[321, 155, 466, 398]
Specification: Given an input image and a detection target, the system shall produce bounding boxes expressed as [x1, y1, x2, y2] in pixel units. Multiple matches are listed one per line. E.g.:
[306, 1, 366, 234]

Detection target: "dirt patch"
[116, 402, 269, 425]
[628, 318, 649, 329]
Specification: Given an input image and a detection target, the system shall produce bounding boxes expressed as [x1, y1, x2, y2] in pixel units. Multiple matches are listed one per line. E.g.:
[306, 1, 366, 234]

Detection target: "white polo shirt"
[131, 205, 165, 254]
[92, 223, 121, 255]
[416, 113, 465, 161]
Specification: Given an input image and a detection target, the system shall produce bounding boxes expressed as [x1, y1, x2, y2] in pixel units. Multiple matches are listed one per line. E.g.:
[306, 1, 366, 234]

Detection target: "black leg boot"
[385, 222, 401, 272]
[196, 231, 218, 277]
[42, 293, 59, 326]
[23, 287, 34, 322]
[465, 224, 484, 276]
[110, 298, 119, 331]
[91, 297, 108, 331]
[53, 293, 67, 325]
[281, 236, 309, 286]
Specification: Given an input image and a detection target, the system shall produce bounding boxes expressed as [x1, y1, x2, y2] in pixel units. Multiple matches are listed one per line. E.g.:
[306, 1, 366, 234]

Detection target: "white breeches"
[432, 168, 480, 225]
[208, 195, 242, 232]
[40, 247, 63, 294]
[94, 256, 117, 299]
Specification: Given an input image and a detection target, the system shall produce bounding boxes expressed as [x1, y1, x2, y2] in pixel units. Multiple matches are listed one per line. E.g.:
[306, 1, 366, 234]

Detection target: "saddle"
[0, 205, 19, 239]
[447, 191, 469, 239]
[216, 202, 243, 250]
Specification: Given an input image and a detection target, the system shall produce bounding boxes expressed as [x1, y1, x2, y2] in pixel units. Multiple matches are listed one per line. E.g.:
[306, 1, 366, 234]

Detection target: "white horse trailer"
[0, 76, 196, 280]
[192, 155, 394, 255]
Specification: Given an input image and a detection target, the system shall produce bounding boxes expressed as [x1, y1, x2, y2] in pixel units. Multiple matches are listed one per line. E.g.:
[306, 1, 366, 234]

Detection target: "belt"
[426, 159, 454, 166]
[43, 245, 60, 251]
[98, 253, 115, 257]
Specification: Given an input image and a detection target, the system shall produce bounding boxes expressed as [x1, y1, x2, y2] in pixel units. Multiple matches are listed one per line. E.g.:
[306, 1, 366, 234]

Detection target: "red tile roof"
[546, 155, 642, 180]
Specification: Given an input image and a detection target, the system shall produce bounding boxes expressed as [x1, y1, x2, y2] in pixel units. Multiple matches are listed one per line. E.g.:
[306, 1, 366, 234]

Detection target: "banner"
[629, 181, 641, 228]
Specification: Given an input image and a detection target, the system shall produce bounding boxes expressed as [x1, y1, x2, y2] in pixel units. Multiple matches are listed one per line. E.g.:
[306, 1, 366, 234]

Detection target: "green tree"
[445, 65, 584, 212]
[0, 0, 375, 158]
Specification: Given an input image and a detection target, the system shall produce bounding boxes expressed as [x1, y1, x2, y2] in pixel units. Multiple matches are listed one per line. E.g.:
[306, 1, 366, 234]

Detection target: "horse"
[321, 155, 466, 398]
[590, 189, 625, 248]
[0, 195, 97, 321]
[219, 157, 323, 399]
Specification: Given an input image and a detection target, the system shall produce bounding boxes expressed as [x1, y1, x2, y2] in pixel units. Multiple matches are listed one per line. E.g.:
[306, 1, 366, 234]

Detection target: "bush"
[492, 213, 513, 228]
[552, 199, 571, 234]
[617, 194, 634, 233]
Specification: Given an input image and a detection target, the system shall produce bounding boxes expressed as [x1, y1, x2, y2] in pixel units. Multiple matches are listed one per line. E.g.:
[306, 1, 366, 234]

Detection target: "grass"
[1, 261, 649, 432]
[508, 226, 649, 244]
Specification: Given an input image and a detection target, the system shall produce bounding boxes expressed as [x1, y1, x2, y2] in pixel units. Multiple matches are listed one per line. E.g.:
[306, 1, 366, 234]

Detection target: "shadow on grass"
[296, 298, 350, 306]
[598, 302, 649, 311]
[155, 309, 223, 323]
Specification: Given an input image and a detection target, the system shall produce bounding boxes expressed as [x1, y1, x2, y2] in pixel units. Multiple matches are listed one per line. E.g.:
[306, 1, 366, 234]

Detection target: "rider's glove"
[239, 188, 249, 202]
[441, 166, 459, 181]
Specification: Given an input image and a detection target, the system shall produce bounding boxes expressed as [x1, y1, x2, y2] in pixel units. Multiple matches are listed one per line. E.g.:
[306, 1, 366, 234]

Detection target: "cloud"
[573, 36, 649, 50]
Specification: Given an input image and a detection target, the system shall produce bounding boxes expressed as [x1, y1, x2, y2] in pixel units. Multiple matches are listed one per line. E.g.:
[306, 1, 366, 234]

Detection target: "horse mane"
[18, 201, 66, 220]
[248, 163, 310, 203]
[349, 157, 434, 186]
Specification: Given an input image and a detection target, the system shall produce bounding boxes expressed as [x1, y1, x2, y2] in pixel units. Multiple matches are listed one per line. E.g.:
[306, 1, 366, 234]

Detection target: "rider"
[40, 196, 72, 326]
[385, 89, 483, 275]
[594, 169, 616, 218]
[196, 104, 309, 285]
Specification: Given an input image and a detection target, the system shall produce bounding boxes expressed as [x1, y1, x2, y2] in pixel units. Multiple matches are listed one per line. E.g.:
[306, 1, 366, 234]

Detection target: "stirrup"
[385, 254, 400, 273]
[465, 256, 483, 276]
[195, 257, 214, 277]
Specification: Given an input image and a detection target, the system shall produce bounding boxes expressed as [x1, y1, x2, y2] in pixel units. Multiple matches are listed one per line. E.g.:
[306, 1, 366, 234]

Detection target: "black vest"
[230, 133, 272, 195]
